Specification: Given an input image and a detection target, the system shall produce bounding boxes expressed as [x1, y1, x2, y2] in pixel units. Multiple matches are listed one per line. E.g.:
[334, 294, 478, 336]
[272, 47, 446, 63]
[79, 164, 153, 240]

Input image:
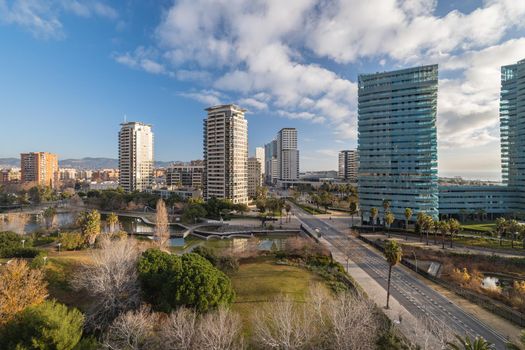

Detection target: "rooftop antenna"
[124, 114, 127, 123]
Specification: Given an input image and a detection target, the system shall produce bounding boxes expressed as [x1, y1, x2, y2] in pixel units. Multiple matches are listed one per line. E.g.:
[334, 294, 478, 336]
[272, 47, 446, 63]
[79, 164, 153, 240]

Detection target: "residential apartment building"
[0, 168, 21, 184]
[203, 104, 248, 204]
[358, 65, 439, 223]
[255, 147, 265, 176]
[166, 164, 204, 189]
[277, 128, 299, 181]
[20, 152, 59, 188]
[338, 150, 358, 182]
[118, 122, 154, 192]
[247, 157, 263, 198]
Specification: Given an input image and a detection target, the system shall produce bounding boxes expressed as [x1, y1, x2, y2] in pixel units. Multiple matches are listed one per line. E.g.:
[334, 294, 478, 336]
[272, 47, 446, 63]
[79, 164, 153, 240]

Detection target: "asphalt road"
[292, 205, 509, 349]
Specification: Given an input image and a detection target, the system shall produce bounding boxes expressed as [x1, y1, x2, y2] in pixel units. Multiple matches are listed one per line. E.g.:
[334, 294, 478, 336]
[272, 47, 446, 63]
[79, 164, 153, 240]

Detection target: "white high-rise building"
[277, 128, 299, 181]
[255, 147, 265, 176]
[338, 150, 358, 181]
[203, 104, 248, 204]
[264, 139, 278, 184]
[118, 122, 154, 192]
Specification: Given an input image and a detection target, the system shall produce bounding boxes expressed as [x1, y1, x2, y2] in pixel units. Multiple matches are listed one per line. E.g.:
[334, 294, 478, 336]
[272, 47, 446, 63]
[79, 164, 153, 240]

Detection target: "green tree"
[446, 335, 494, 350]
[138, 249, 235, 312]
[495, 217, 507, 247]
[416, 212, 427, 243]
[438, 220, 450, 249]
[385, 211, 395, 238]
[507, 219, 521, 249]
[349, 201, 358, 227]
[384, 240, 402, 309]
[106, 212, 119, 234]
[0, 300, 84, 350]
[76, 210, 101, 246]
[382, 199, 391, 226]
[182, 203, 207, 224]
[370, 207, 378, 232]
[448, 218, 461, 248]
[404, 208, 413, 240]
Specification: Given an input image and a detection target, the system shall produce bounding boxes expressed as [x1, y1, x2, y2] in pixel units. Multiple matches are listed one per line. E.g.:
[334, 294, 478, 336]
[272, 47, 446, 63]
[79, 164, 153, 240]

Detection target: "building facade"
[203, 104, 248, 204]
[277, 128, 299, 181]
[20, 152, 59, 188]
[500, 59, 525, 212]
[166, 164, 204, 189]
[247, 157, 263, 198]
[358, 65, 439, 223]
[118, 122, 154, 192]
[255, 147, 265, 176]
[264, 139, 278, 184]
[1, 168, 21, 184]
[338, 150, 358, 182]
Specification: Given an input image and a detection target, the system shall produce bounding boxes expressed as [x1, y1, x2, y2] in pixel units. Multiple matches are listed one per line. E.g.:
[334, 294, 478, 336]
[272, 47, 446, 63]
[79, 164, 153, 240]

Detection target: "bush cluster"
[192, 246, 239, 274]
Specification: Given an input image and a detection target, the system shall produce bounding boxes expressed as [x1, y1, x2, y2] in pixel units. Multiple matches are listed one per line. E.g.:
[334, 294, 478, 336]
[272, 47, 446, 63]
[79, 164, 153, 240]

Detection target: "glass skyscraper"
[358, 65, 439, 223]
[500, 59, 525, 211]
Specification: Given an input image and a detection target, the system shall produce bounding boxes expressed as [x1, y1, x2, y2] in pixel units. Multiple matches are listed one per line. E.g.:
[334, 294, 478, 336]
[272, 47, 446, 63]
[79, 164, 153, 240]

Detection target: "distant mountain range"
[0, 157, 177, 169]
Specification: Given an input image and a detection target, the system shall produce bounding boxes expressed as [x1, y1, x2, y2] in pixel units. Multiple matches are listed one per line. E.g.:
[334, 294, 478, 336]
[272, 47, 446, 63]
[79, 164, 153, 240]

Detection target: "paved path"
[292, 203, 512, 349]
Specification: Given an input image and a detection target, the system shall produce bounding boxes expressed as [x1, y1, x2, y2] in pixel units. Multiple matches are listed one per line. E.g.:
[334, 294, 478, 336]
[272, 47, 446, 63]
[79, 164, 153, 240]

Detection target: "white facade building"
[203, 105, 248, 204]
[277, 128, 299, 181]
[118, 122, 154, 192]
[255, 147, 265, 176]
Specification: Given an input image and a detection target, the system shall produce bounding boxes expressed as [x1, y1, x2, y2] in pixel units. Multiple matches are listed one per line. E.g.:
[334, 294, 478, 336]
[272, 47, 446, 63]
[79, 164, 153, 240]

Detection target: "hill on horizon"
[0, 157, 178, 169]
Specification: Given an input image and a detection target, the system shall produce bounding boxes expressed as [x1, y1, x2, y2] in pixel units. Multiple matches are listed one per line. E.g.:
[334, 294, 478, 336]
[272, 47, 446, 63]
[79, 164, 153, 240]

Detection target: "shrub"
[138, 249, 235, 312]
[192, 246, 239, 274]
[30, 251, 48, 269]
[0, 231, 22, 253]
[0, 300, 84, 350]
[58, 232, 84, 250]
[0, 247, 41, 258]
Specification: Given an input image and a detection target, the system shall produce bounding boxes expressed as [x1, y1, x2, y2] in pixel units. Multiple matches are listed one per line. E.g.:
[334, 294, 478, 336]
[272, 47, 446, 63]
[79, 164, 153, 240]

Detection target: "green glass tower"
[500, 59, 525, 211]
[358, 65, 439, 223]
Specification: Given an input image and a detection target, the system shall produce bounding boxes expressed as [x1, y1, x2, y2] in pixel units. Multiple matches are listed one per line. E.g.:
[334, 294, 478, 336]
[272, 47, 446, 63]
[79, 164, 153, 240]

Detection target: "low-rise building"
[166, 164, 204, 189]
[0, 168, 21, 184]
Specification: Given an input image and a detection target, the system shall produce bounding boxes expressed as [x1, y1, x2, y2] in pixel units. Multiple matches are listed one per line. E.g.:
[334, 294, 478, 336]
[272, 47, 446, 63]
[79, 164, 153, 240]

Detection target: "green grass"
[460, 222, 496, 233]
[287, 198, 327, 215]
[454, 236, 524, 250]
[230, 256, 326, 335]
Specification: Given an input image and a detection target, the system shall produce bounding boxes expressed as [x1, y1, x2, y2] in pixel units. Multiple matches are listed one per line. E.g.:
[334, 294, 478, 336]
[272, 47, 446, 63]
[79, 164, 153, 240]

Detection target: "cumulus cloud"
[178, 90, 225, 106]
[113, 0, 525, 156]
[0, 0, 118, 38]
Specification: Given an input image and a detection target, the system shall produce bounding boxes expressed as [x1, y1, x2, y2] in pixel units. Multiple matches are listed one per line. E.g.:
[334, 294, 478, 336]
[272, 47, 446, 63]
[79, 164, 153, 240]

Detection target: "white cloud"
[178, 90, 225, 106]
[0, 0, 118, 38]
[113, 0, 525, 171]
[113, 47, 166, 75]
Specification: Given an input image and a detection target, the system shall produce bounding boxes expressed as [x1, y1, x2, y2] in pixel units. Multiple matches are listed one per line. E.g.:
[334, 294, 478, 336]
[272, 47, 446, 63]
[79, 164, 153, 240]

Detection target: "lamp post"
[413, 251, 418, 273]
[57, 243, 62, 252]
[21, 239, 25, 248]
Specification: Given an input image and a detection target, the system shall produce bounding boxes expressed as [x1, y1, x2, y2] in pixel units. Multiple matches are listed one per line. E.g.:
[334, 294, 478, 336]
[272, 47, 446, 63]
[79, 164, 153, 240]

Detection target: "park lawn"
[230, 256, 327, 335]
[461, 222, 496, 233]
[43, 250, 93, 311]
[454, 236, 521, 250]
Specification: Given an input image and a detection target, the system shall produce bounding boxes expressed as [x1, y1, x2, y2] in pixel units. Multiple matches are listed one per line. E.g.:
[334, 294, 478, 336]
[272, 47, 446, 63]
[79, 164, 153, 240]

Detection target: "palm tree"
[506, 329, 525, 349]
[416, 212, 426, 242]
[404, 208, 412, 240]
[438, 220, 450, 249]
[42, 206, 57, 230]
[495, 217, 507, 247]
[370, 207, 378, 232]
[385, 211, 395, 238]
[107, 212, 119, 234]
[384, 240, 402, 309]
[382, 199, 391, 226]
[349, 201, 358, 227]
[507, 219, 520, 249]
[446, 335, 495, 349]
[448, 218, 461, 248]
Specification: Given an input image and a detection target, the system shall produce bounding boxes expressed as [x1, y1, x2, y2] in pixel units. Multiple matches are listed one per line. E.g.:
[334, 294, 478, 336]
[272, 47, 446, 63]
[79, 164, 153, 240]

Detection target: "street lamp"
[57, 243, 62, 252]
[21, 239, 25, 248]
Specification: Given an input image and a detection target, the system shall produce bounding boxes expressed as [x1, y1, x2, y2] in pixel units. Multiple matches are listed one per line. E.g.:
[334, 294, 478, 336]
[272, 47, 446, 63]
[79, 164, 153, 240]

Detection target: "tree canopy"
[138, 249, 235, 312]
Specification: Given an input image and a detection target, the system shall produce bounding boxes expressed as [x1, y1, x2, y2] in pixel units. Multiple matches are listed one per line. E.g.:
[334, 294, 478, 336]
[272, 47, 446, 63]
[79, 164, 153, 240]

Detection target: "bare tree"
[324, 292, 379, 350]
[72, 237, 141, 332]
[103, 305, 157, 350]
[253, 296, 317, 350]
[155, 199, 170, 250]
[158, 307, 198, 350]
[196, 307, 244, 350]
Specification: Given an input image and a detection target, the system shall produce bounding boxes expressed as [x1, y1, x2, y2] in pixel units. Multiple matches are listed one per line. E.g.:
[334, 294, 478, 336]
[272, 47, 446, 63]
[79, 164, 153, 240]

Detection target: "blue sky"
[1, 0, 525, 180]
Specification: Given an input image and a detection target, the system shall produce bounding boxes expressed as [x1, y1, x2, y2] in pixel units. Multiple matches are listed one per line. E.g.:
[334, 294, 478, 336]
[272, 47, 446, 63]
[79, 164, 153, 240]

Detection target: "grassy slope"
[461, 222, 496, 233]
[230, 256, 325, 334]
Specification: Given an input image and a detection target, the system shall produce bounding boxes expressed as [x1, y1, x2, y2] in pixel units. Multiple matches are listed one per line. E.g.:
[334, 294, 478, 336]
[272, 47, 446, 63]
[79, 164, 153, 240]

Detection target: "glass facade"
[500, 59, 525, 211]
[358, 65, 439, 222]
